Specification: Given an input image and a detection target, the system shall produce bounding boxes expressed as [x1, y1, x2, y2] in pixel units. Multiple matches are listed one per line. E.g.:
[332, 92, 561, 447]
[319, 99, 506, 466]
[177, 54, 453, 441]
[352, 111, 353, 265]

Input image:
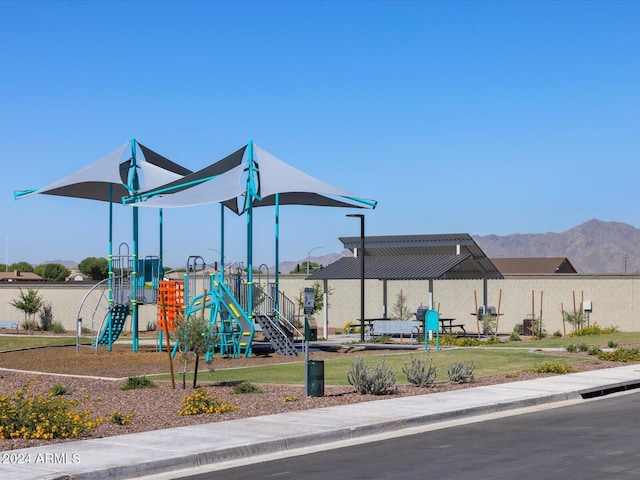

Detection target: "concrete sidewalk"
[3, 364, 640, 480]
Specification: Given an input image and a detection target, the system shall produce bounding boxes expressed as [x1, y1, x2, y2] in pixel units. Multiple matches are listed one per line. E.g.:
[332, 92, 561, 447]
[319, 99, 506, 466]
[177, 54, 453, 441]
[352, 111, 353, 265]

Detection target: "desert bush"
[566, 344, 578, 353]
[569, 323, 619, 337]
[39, 303, 54, 331]
[178, 387, 237, 415]
[121, 375, 156, 391]
[596, 347, 640, 362]
[447, 361, 475, 384]
[577, 342, 589, 352]
[347, 357, 396, 395]
[587, 346, 602, 355]
[232, 382, 264, 394]
[48, 383, 67, 396]
[529, 362, 577, 374]
[509, 332, 521, 342]
[50, 321, 66, 334]
[109, 410, 134, 425]
[0, 381, 103, 439]
[553, 330, 562, 337]
[608, 340, 618, 348]
[402, 355, 437, 387]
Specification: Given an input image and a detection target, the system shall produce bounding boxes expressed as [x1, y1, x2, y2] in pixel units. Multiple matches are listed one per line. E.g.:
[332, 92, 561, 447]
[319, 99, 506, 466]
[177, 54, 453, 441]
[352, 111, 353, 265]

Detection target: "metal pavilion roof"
[308, 234, 503, 281]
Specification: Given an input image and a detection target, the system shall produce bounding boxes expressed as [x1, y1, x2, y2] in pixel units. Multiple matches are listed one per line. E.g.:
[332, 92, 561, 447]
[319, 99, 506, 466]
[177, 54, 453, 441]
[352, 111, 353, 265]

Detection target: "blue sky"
[1, 1, 639, 269]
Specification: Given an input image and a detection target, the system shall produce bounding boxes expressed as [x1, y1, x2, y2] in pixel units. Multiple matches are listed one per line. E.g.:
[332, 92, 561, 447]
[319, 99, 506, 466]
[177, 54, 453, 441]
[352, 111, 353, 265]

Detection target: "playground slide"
[180, 276, 255, 358]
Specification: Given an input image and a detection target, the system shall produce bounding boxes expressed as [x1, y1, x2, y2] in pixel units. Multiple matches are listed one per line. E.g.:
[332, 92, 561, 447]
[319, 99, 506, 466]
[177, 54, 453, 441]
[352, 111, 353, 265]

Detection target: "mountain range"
[278, 219, 639, 275]
[43, 219, 638, 275]
[473, 219, 639, 274]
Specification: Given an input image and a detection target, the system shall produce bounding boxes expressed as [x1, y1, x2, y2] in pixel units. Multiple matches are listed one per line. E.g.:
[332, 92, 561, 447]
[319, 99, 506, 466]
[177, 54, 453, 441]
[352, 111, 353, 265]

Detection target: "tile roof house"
[490, 257, 577, 275]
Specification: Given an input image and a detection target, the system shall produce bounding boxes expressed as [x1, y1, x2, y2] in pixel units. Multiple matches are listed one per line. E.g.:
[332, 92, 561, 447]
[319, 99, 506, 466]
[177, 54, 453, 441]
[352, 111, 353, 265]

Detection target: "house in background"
[0, 270, 45, 282]
[491, 257, 577, 275]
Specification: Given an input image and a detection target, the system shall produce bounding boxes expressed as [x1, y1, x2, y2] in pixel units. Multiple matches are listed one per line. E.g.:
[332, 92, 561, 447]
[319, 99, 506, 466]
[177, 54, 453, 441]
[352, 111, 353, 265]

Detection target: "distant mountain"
[275, 251, 352, 275]
[474, 219, 640, 274]
[40, 260, 77, 268]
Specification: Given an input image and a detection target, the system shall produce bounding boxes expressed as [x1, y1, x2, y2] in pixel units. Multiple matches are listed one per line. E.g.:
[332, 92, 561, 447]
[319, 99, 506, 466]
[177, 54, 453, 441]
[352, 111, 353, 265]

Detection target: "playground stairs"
[253, 284, 300, 356]
[254, 312, 299, 356]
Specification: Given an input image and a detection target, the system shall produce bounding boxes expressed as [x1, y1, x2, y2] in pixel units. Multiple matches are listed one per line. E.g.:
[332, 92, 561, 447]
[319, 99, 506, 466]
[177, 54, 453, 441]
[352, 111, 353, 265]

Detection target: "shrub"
[512, 324, 524, 335]
[447, 361, 475, 384]
[39, 303, 54, 331]
[50, 321, 66, 334]
[283, 396, 299, 403]
[347, 357, 396, 395]
[178, 387, 237, 415]
[480, 315, 496, 336]
[109, 410, 134, 425]
[566, 344, 578, 353]
[596, 348, 640, 362]
[529, 362, 577, 374]
[569, 323, 619, 337]
[608, 340, 618, 348]
[232, 382, 264, 394]
[48, 383, 67, 396]
[485, 336, 502, 345]
[120, 376, 156, 391]
[402, 355, 437, 387]
[577, 342, 589, 352]
[0, 381, 103, 439]
[509, 332, 521, 342]
[553, 330, 562, 337]
[587, 346, 602, 356]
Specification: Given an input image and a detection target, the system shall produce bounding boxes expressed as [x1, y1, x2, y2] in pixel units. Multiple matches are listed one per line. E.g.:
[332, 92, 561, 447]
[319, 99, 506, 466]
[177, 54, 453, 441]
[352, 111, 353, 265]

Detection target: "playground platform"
[3, 364, 640, 479]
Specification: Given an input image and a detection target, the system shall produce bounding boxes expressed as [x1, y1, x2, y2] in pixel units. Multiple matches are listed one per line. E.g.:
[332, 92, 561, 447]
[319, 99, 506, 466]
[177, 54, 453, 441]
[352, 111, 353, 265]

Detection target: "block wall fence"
[0, 275, 638, 337]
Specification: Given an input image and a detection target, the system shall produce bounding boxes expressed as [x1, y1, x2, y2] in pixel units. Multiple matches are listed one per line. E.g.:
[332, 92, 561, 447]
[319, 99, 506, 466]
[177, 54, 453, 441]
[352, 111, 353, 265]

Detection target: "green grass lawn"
[158, 348, 577, 386]
[4, 332, 637, 387]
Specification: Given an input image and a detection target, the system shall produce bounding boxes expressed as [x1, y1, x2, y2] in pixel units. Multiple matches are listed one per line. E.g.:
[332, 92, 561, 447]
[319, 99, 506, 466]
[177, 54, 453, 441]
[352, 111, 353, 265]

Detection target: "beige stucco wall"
[1, 274, 638, 337]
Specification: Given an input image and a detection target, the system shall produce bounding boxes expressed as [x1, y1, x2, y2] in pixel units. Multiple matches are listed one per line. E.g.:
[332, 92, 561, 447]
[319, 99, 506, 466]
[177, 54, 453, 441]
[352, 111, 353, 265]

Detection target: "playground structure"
[75, 250, 305, 357]
[17, 139, 376, 358]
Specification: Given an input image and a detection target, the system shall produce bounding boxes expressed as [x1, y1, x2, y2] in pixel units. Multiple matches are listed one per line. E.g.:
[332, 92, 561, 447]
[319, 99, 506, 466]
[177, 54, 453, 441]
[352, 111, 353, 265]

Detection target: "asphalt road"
[178, 390, 640, 480]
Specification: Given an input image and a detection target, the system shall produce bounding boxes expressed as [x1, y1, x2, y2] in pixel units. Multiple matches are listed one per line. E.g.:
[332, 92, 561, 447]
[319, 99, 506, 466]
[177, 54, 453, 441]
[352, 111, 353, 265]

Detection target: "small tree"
[10, 288, 44, 332]
[174, 314, 218, 389]
[391, 290, 412, 320]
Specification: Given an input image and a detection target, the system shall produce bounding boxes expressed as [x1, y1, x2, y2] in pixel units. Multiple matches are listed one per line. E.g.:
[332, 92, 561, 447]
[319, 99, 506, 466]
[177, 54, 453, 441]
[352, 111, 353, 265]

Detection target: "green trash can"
[306, 360, 324, 397]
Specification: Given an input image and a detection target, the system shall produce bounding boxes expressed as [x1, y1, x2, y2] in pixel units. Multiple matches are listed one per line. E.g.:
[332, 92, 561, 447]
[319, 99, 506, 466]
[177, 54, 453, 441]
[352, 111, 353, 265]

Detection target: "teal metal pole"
[220, 203, 225, 272]
[159, 208, 164, 276]
[130, 138, 139, 353]
[246, 140, 255, 323]
[274, 193, 280, 323]
[108, 184, 114, 351]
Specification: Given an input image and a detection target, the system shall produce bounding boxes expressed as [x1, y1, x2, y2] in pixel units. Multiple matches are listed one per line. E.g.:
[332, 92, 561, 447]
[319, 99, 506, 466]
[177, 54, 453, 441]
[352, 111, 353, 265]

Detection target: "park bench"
[371, 320, 422, 342]
[0, 320, 19, 333]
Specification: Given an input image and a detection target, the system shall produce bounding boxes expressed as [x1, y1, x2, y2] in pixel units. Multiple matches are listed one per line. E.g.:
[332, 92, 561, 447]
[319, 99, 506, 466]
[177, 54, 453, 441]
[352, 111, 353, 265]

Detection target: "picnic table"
[439, 318, 466, 335]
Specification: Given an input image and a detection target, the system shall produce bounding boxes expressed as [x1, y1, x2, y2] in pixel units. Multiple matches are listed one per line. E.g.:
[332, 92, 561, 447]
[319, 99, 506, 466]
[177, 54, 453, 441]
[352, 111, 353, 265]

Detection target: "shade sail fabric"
[127, 143, 377, 213]
[131, 163, 247, 210]
[14, 141, 192, 203]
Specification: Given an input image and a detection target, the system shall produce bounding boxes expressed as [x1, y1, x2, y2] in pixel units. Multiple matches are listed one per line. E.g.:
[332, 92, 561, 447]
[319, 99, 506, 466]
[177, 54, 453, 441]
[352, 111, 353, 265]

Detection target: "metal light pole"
[307, 246, 323, 274]
[347, 214, 365, 342]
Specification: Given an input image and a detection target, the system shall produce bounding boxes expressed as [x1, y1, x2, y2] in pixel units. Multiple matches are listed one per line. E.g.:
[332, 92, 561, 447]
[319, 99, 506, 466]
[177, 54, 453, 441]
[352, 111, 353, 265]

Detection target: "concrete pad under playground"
[3, 365, 640, 480]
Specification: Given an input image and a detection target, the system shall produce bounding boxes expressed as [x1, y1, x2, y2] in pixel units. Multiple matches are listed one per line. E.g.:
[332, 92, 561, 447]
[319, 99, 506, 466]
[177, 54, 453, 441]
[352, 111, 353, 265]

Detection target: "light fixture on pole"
[346, 214, 365, 342]
[306, 246, 323, 274]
